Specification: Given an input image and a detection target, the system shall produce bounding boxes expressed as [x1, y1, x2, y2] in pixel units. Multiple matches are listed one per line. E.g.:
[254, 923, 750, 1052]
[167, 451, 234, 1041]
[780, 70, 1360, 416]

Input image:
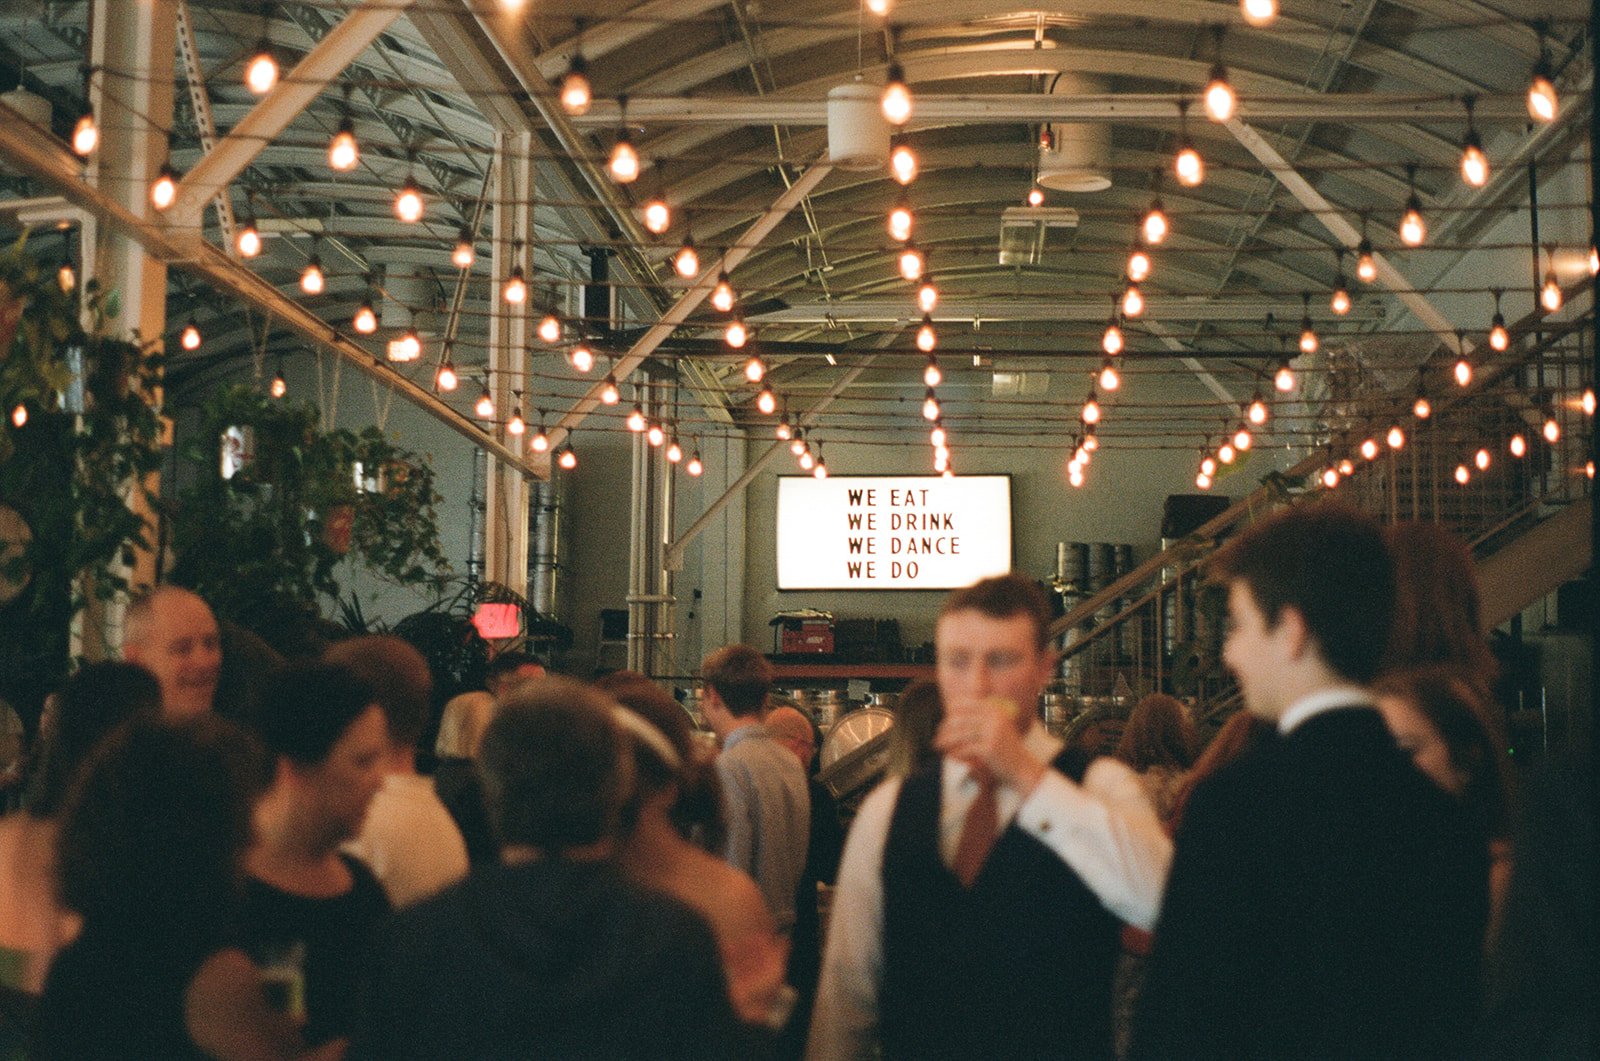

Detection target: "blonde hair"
[435, 691, 498, 759]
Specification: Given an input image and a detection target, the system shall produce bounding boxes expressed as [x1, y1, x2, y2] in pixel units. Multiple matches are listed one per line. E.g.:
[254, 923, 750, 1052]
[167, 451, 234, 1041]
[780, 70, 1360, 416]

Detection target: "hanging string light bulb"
[327, 115, 359, 172]
[1274, 359, 1296, 393]
[725, 315, 748, 349]
[643, 193, 671, 235]
[507, 400, 527, 436]
[180, 319, 202, 351]
[559, 24, 592, 115]
[673, 236, 699, 279]
[244, 38, 279, 96]
[1298, 293, 1318, 354]
[150, 161, 178, 212]
[889, 139, 918, 185]
[608, 131, 640, 184]
[569, 342, 596, 374]
[1142, 197, 1168, 245]
[744, 353, 766, 384]
[474, 383, 495, 420]
[917, 277, 938, 314]
[756, 385, 777, 415]
[1103, 301, 1125, 356]
[1200, 446, 1217, 477]
[1486, 290, 1508, 351]
[1509, 432, 1527, 458]
[1122, 282, 1144, 318]
[1026, 186, 1045, 207]
[813, 443, 829, 480]
[1454, 463, 1470, 486]
[922, 388, 941, 421]
[1356, 236, 1378, 283]
[776, 415, 794, 441]
[537, 313, 562, 344]
[1473, 447, 1491, 472]
[352, 295, 378, 335]
[1127, 247, 1152, 283]
[394, 177, 425, 223]
[557, 443, 578, 470]
[388, 326, 422, 362]
[686, 448, 704, 476]
[646, 421, 666, 447]
[435, 349, 459, 392]
[1386, 425, 1405, 450]
[930, 420, 946, 448]
[235, 216, 262, 259]
[1233, 422, 1252, 451]
[711, 271, 736, 313]
[1204, 31, 1236, 123]
[666, 436, 684, 464]
[1360, 437, 1379, 461]
[1413, 378, 1432, 419]
[1453, 333, 1472, 387]
[1246, 391, 1268, 425]
[1217, 438, 1237, 464]
[10, 403, 27, 429]
[57, 250, 76, 294]
[1330, 251, 1351, 315]
[1539, 246, 1562, 312]
[1081, 388, 1101, 425]
[1172, 103, 1204, 187]
[600, 374, 620, 405]
[1399, 164, 1426, 246]
[1526, 27, 1559, 123]
[626, 404, 647, 432]
[502, 264, 527, 305]
[297, 252, 325, 294]
[530, 416, 550, 454]
[452, 229, 476, 269]
[790, 429, 807, 457]
[1099, 360, 1120, 391]
[1083, 424, 1099, 452]
[887, 197, 914, 242]
[898, 243, 925, 282]
[798, 443, 816, 472]
[881, 62, 912, 126]
[1240, 0, 1277, 27]
[1582, 388, 1596, 416]
[1459, 98, 1489, 188]
[923, 353, 942, 387]
[1542, 412, 1560, 443]
[916, 315, 937, 352]
[71, 104, 97, 157]
[270, 367, 287, 399]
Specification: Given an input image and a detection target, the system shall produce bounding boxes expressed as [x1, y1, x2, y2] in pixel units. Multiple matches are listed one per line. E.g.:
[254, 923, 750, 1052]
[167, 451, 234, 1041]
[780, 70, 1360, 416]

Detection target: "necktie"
[951, 775, 999, 888]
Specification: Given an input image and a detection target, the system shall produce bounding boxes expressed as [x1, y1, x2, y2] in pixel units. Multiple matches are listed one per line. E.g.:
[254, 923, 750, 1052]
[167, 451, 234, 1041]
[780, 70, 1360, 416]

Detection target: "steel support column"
[483, 133, 533, 596]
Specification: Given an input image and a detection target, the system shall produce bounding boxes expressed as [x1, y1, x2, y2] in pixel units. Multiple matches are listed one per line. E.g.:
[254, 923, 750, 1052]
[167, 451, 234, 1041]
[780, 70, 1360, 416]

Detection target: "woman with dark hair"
[1382, 521, 1498, 695]
[1114, 694, 1199, 826]
[887, 680, 943, 778]
[36, 716, 339, 1060]
[598, 673, 790, 1032]
[0, 662, 160, 995]
[1375, 665, 1513, 937]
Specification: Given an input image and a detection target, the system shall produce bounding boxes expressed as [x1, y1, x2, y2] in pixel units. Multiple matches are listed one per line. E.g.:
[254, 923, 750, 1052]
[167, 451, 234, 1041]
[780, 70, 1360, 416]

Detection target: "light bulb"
[387, 328, 422, 362]
[1360, 438, 1378, 461]
[866, 0, 891, 15]
[1330, 285, 1351, 315]
[790, 434, 806, 457]
[538, 314, 562, 344]
[507, 408, 526, 435]
[1102, 322, 1125, 357]
[235, 223, 261, 259]
[353, 302, 377, 335]
[1509, 433, 1527, 458]
[627, 405, 647, 432]
[1299, 320, 1318, 355]
[502, 268, 527, 305]
[934, 451, 949, 473]
[1218, 441, 1236, 464]
[898, 245, 924, 281]
[395, 180, 424, 223]
[1069, 464, 1086, 489]
[1274, 363, 1295, 392]
[1413, 395, 1431, 419]
[1454, 358, 1472, 387]
[1099, 362, 1120, 391]
[725, 318, 748, 348]
[1582, 388, 1595, 416]
[1200, 455, 1217, 477]
[1540, 271, 1562, 312]
[1338, 458, 1355, 476]
[452, 231, 475, 269]
[1454, 464, 1470, 485]
[436, 362, 458, 392]
[1460, 138, 1489, 188]
[687, 451, 704, 476]
[328, 121, 359, 171]
[647, 422, 665, 447]
[569, 344, 595, 373]
[1247, 396, 1268, 424]
[1081, 393, 1101, 425]
[930, 422, 946, 447]
[150, 166, 177, 211]
[180, 322, 201, 351]
[798, 447, 815, 471]
[666, 439, 683, 463]
[888, 202, 913, 242]
[881, 64, 912, 126]
[1234, 426, 1252, 451]
[922, 388, 941, 421]
[608, 136, 640, 184]
[600, 375, 619, 404]
[1356, 242, 1378, 283]
[1082, 430, 1098, 452]
[270, 372, 287, 399]
[917, 280, 938, 314]
[531, 427, 549, 454]
[1174, 144, 1204, 187]
[1128, 249, 1151, 283]
[58, 260, 75, 294]
[744, 355, 765, 383]
[1122, 284, 1144, 318]
[559, 58, 592, 117]
[475, 388, 495, 419]
[1590, 247, 1598, 276]
[1241, 0, 1277, 27]
[1527, 71, 1558, 123]
[1204, 68, 1235, 123]
[814, 457, 829, 480]
[1195, 471, 1212, 490]
[916, 316, 936, 352]
[1142, 202, 1168, 245]
[300, 257, 325, 294]
[711, 273, 736, 313]
[557, 446, 577, 470]
[923, 354, 942, 387]
[1386, 426, 1405, 449]
[1542, 416, 1560, 443]
[756, 386, 777, 415]
[1470, 447, 1490, 471]
[1027, 186, 1045, 207]
[890, 143, 918, 185]
[643, 197, 671, 235]
[777, 417, 793, 441]
[1488, 314, 1508, 351]
[245, 48, 278, 96]
[1399, 201, 1426, 246]
[674, 240, 699, 279]
[71, 113, 97, 156]
[1324, 467, 1342, 489]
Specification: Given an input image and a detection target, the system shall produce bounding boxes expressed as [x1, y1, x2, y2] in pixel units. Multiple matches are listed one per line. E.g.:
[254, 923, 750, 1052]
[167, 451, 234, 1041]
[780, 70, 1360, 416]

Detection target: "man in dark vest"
[808, 574, 1171, 1060]
[1130, 505, 1489, 1059]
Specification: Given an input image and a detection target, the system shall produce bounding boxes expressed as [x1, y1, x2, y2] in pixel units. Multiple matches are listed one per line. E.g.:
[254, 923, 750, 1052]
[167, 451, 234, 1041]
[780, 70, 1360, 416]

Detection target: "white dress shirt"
[1277, 685, 1373, 735]
[806, 725, 1172, 1061]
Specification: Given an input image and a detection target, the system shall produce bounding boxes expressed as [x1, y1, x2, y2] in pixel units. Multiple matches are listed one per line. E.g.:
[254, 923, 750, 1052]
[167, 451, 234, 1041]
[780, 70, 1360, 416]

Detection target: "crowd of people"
[0, 502, 1589, 1059]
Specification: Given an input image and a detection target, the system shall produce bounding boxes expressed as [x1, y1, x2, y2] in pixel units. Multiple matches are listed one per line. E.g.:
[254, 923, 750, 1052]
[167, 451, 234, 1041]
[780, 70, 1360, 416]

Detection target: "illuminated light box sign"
[776, 475, 1012, 590]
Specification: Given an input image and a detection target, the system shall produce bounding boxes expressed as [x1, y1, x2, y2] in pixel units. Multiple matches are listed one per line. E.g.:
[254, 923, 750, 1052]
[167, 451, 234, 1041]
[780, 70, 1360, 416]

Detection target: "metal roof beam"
[747, 299, 1383, 325]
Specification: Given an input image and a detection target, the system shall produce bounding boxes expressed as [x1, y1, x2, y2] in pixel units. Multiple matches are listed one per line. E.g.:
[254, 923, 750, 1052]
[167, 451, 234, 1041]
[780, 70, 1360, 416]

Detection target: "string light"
[1399, 165, 1425, 246]
[881, 62, 912, 126]
[1582, 388, 1596, 416]
[890, 141, 918, 185]
[1122, 283, 1144, 318]
[1356, 238, 1378, 283]
[1509, 433, 1527, 458]
[744, 354, 766, 383]
[790, 430, 807, 457]
[235, 219, 262, 259]
[474, 385, 495, 420]
[1460, 114, 1489, 188]
[798, 445, 816, 471]
[725, 316, 749, 349]
[916, 316, 937, 352]
[1454, 356, 1472, 387]
[1240, 0, 1277, 27]
[687, 449, 704, 476]
[1540, 249, 1562, 312]
[643, 195, 671, 235]
[328, 118, 359, 172]
[600, 374, 620, 405]
[538, 314, 562, 344]
[1026, 186, 1045, 207]
[898, 244, 925, 281]
[298, 255, 325, 295]
[1099, 360, 1120, 391]
[244, 42, 278, 96]
[270, 370, 287, 399]
[1527, 44, 1558, 123]
[1590, 245, 1598, 276]
[569, 343, 595, 374]
[11, 405, 26, 428]
[930, 421, 946, 447]
[1103, 306, 1125, 356]
[1298, 320, 1318, 355]
[1247, 392, 1268, 425]
[1218, 440, 1236, 464]
[557, 444, 577, 470]
[814, 450, 829, 479]
[646, 422, 666, 447]
[1142, 199, 1168, 245]
[387, 327, 422, 362]
[674, 238, 700, 279]
[1338, 458, 1354, 476]
[559, 55, 592, 116]
[917, 278, 938, 314]
[57, 254, 75, 294]
[1454, 463, 1470, 485]
[1069, 462, 1086, 489]
[1274, 360, 1296, 393]
[502, 266, 527, 305]
[866, 0, 891, 18]
[1542, 415, 1560, 443]
[627, 405, 647, 432]
[1204, 61, 1235, 123]
[888, 198, 913, 242]
[1413, 379, 1431, 419]
[1173, 141, 1204, 187]
[1323, 466, 1342, 489]
[452, 229, 475, 269]
[435, 356, 458, 392]
[394, 179, 424, 223]
[150, 165, 178, 211]
[1081, 389, 1101, 425]
[180, 320, 201, 351]
[1387, 425, 1405, 450]
[530, 420, 550, 453]
[923, 354, 942, 387]
[608, 132, 641, 184]
[922, 388, 941, 421]
[507, 405, 527, 436]
[1360, 438, 1379, 461]
[1083, 425, 1099, 452]
[353, 299, 377, 335]
[666, 438, 684, 463]
[776, 416, 793, 441]
[1200, 447, 1217, 477]
[1232, 423, 1252, 451]
[711, 272, 737, 313]
[71, 110, 97, 156]
[1330, 265, 1351, 316]
[756, 385, 777, 415]
[1488, 291, 1509, 351]
[1195, 471, 1212, 490]
[1128, 248, 1151, 283]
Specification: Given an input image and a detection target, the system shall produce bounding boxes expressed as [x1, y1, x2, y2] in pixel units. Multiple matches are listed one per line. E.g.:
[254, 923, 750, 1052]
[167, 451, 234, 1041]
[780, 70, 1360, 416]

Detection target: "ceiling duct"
[998, 206, 1079, 266]
[1038, 72, 1111, 192]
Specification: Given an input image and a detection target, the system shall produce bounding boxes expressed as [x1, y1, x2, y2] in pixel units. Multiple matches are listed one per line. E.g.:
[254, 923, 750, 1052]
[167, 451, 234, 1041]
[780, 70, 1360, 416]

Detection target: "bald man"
[765, 706, 818, 769]
[121, 586, 222, 719]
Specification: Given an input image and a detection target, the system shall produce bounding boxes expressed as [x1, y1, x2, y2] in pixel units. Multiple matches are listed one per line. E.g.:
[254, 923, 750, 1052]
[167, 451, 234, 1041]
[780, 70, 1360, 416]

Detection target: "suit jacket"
[1131, 705, 1489, 1060]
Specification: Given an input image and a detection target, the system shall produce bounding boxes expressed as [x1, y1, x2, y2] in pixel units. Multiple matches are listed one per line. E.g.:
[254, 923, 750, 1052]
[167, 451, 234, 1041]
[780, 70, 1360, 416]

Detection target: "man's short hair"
[324, 635, 433, 750]
[479, 677, 628, 852]
[253, 661, 379, 765]
[940, 574, 1054, 649]
[1212, 503, 1396, 685]
[700, 644, 773, 718]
